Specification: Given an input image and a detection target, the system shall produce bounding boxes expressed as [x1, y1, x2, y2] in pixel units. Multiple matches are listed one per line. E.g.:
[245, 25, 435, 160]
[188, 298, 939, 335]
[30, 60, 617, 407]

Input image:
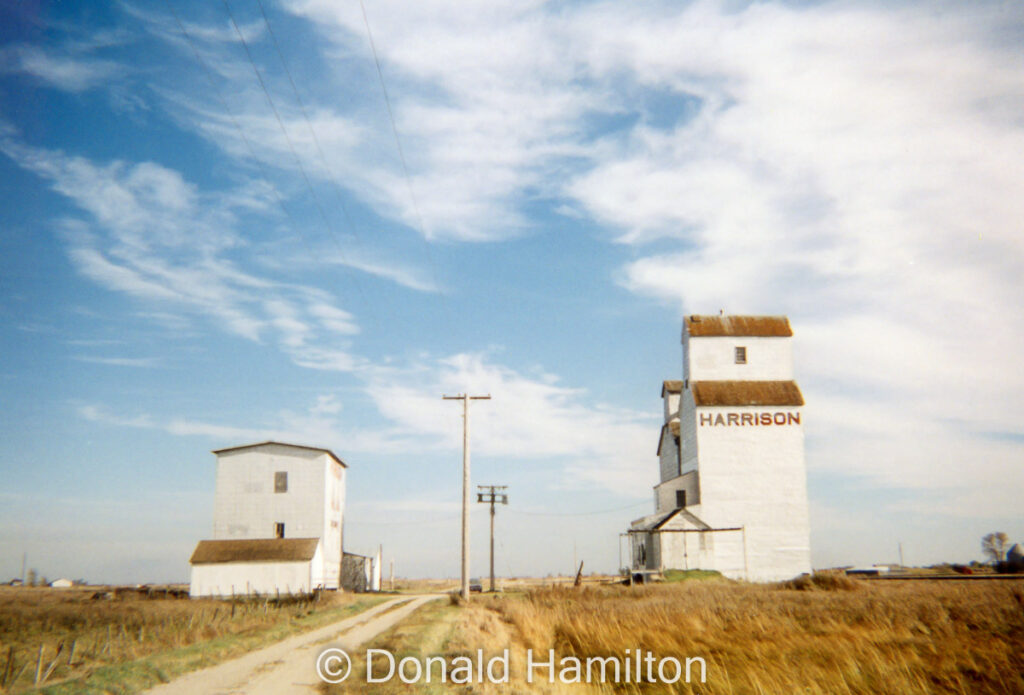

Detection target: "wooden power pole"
[443, 393, 490, 601]
[477, 485, 508, 592]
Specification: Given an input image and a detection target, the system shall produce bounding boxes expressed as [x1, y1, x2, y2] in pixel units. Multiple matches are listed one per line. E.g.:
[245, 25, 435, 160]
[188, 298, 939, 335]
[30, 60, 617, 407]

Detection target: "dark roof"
[685, 315, 792, 337]
[211, 441, 347, 467]
[652, 508, 713, 531]
[661, 380, 683, 396]
[692, 380, 804, 406]
[189, 538, 320, 564]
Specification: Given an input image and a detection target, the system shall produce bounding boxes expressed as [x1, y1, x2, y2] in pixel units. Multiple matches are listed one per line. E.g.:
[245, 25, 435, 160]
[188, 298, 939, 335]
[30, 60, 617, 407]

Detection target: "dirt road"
[145, 594, 441, 695]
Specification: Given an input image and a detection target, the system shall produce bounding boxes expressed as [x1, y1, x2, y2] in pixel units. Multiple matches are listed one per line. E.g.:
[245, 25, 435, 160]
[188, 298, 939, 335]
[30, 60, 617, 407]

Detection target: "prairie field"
[329, 575, 1024, 695]
[0, 586, 384, 694]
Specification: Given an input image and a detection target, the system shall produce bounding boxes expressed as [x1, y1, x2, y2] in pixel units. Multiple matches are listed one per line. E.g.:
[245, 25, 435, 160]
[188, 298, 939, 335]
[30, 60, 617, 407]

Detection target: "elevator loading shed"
[629, 315, 812, 582]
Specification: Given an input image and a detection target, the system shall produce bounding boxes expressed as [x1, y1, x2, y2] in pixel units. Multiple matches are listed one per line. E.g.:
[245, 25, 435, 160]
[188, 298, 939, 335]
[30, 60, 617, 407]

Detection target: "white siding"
[654, 471, 700, 513]
[638, 318, 812, 583]
[205, 443, 346, 591]
[684, 335, 793, 382]
[212, 446, 329, 541]
[679, 389, 699, 475]
[663, 391, 680, 423]
[658, 427, 679, 484]
[189, 544, 322, 597]
[693, 406, 811, 581]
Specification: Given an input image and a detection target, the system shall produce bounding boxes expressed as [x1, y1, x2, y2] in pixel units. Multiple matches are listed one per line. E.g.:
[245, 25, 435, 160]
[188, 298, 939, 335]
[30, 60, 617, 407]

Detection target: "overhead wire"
[162, 0, 312, 254]
[346, 500, 649, 525]
[506, 501, 651, 517]
[221, 0, 370, 311]
[357, 0, 445, 301]
[253, 0, 359, 241]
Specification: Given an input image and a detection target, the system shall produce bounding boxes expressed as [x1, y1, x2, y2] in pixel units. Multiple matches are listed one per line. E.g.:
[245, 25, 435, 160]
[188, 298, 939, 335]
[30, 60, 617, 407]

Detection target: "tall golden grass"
[485, 577, 1024, 694]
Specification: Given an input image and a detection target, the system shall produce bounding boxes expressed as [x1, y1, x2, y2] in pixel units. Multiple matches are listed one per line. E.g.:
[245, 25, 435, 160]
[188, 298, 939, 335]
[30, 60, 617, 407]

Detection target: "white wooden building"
[629, 315, 812, 582]
[189, 442, 346, 597]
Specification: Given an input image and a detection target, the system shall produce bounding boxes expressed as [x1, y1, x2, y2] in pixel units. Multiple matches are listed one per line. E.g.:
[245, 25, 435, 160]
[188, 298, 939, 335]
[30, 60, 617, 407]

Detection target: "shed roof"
[661, 380, 683, 397]
[189, 538, 320, 564]
[211, 441, 346, 468]
[692, 380, 804, 407]
[685, 315, 792, 337]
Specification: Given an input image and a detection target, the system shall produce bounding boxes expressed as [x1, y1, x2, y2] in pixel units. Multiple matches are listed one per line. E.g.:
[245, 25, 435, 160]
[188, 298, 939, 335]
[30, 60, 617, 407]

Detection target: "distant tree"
[982, 532, 1010, 563]
[26, 568, 37, 586]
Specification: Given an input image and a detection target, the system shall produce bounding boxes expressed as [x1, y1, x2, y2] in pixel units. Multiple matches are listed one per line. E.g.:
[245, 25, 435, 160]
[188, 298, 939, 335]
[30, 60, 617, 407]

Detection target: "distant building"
[629, 315, 812, 582]
[341, 549, 382, 593]
[49, 578, 74, 588]
[189, 442, 347, 597]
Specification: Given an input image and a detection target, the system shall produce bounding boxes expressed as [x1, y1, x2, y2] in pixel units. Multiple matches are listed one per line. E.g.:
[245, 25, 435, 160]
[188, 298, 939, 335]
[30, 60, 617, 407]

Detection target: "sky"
[1, 0, 1022, 584]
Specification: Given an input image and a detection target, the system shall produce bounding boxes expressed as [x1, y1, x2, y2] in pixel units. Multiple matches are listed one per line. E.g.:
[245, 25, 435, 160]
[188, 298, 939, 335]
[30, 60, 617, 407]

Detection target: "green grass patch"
[322, 600, 460, 694]
[662, 569, 724, 582]
[33, 596, 387, 695]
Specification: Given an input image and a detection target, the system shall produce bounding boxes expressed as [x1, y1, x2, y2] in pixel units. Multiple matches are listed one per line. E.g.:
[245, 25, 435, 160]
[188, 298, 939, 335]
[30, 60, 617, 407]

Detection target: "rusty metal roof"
[685, 315, 792, 337]
[661, 380, 683, 396]
[211, 441, 347, 468]
[189, 538, 320, 564]
[692, 380, 804, 406]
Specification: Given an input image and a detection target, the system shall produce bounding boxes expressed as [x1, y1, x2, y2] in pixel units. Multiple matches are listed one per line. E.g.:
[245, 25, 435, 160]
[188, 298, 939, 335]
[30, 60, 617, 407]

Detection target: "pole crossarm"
[477, 484, 508, 592]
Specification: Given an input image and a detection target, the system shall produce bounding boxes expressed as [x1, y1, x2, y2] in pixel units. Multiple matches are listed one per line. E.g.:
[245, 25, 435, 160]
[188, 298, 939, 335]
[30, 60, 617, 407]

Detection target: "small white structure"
[190, 538, 322, 596]
[629, 315, 812, 582]
[49, 578, 74, 588]
[189, 442, 347, 597]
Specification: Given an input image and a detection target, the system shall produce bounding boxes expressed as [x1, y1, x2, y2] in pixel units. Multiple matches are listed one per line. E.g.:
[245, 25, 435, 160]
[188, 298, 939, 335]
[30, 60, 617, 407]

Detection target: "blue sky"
[1, 0, 1022, 583]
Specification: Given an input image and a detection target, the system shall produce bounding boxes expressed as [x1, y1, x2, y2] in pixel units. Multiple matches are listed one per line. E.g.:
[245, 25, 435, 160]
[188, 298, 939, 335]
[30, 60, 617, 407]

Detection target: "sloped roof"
[656, 421, 682, 456]
[692, 381, 804, 407]
[661, 380, 683, 397]
[630, 510, 677, 531]
[212, 441, 346, 467]
[685, 315, 792, 337]
[653, 508, 715, 530]
[190, 538, 320, 564]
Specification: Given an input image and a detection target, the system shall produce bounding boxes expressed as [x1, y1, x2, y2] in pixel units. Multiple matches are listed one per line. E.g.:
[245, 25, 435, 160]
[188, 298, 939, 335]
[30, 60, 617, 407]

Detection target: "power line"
[345, 509, 487, 527]
[254, 0, 358, 239]
[507, 501, 650, 517]
[163, 0, 311, 253]
[358, 0, 427, 240]
[222, 0, 369, 310]
[357, 0, 445, 301]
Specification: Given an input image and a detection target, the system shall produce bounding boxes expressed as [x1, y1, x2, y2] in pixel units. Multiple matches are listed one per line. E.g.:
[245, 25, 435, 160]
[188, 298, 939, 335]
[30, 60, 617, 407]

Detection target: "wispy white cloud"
[0, 135, 362, 372]
[555, 2, 1024, 516]
[321, 252, 440, 294]
[77, 350, 658, 497]
[1, 44, 121, 92]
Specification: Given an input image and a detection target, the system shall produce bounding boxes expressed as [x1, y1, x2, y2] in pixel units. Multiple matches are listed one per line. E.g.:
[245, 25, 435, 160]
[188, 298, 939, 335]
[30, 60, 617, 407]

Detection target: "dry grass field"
[328, 574, 1024, 695]
[0, 586, 384, 694]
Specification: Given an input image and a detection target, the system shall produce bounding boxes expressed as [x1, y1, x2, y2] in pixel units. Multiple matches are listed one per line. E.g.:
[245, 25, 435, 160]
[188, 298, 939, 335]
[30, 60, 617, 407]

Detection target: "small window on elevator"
[676, 490, 687, 508]
[274, 522, 285, 539]
[274, 471, 288, 493]
[735, 346, 747, 364]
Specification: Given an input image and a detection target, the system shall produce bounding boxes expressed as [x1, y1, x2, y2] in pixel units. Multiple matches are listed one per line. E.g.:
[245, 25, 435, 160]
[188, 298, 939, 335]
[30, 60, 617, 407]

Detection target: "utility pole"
[443, 393, 491, 601]
[477, 485, 508, 592]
